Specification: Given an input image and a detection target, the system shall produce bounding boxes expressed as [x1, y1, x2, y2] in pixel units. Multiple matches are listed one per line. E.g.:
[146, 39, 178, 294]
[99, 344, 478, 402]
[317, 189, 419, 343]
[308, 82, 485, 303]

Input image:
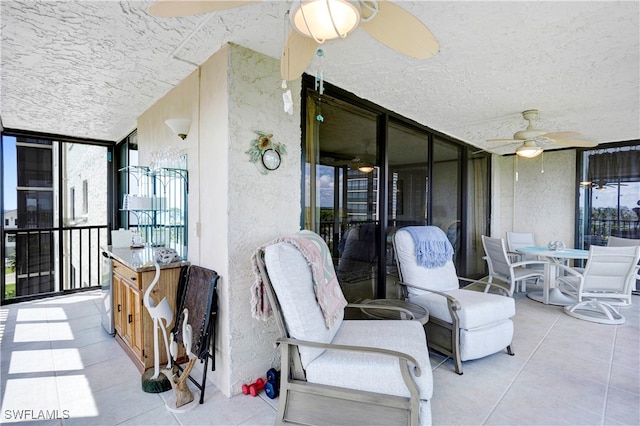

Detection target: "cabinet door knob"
[131, 277, 136, 281]
[128, 314, 133, 324]
[117, 304, 121, 312]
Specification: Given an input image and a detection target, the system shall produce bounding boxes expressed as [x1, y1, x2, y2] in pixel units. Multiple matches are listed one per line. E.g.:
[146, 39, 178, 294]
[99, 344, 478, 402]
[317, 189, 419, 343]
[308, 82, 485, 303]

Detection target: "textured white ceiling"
[1, 1, 639, 155]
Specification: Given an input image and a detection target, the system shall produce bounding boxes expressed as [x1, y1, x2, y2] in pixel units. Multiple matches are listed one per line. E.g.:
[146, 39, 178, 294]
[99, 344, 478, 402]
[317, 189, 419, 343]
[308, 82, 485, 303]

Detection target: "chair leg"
[453, 355, 463, 375]
[506, 345, 515, 356]
[199, 356, 209, 404]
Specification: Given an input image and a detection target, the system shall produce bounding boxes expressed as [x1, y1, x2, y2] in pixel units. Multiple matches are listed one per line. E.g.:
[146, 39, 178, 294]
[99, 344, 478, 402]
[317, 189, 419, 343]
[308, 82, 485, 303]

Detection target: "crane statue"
[142, 261, 174, 380]
[165, 308, 199, 408]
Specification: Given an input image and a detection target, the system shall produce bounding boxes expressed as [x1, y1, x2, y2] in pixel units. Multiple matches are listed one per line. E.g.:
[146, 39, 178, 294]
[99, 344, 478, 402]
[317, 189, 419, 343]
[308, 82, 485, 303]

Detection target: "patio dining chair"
[557, 245, 640, 324]
[482, 235, 548, 295]
[393, 226, 515, 375]
[254, 230, 433, 425]
[607, 236, 640, 297]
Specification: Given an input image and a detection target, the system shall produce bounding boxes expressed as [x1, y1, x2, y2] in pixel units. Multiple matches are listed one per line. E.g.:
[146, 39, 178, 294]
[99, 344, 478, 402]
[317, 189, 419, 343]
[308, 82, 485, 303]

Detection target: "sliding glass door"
[302, 77, 491, 299]
[386, 121, 429, 292]
[304, 94, 380, 302]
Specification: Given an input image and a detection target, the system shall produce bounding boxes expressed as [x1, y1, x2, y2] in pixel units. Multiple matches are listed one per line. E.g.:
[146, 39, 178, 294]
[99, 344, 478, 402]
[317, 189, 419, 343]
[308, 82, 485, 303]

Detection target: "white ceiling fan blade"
[487, 138, 518, 143]
[359, 1, 439, 59]
[551, 138, 599, 148]
[281, 30, 318, 81]
[148, 0, 258, 18]
[543, 131, 582, 140]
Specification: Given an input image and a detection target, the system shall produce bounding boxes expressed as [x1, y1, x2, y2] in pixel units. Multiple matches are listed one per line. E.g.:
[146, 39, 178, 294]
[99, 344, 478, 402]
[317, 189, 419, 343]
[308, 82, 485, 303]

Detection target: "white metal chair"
[255, 232, 433, 425]
[557, 245, 640, 324]
[482, 235, 548, 295]
[607, 236, 640, 295]
[506, 231, 545, 284]
[393, 227, 515, 375]
[607, 236, 640, 247]
[506, 231, 539, 261]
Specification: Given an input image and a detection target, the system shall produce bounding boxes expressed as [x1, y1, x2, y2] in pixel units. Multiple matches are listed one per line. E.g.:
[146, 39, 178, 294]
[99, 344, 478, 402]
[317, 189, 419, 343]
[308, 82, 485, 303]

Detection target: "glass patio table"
[517, 246, 589, 306]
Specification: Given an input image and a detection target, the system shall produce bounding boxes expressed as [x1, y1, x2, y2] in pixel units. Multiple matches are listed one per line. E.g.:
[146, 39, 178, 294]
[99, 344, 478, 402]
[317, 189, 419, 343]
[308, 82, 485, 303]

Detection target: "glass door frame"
[300, 76, 491, 297]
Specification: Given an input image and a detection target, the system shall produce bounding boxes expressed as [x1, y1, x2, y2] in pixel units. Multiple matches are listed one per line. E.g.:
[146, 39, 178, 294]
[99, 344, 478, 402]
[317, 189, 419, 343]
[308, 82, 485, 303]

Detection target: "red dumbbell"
[242, 378, 266, 397]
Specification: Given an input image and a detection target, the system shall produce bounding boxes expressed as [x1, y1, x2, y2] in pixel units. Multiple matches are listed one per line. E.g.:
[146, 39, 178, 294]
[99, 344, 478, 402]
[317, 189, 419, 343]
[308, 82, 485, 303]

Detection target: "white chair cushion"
[264, 242, 344, 366]
[460, 320, 514, 361]
[394, 230, 459, 295]
[305, 320, 433, 400]
[409, 289, 515, 330]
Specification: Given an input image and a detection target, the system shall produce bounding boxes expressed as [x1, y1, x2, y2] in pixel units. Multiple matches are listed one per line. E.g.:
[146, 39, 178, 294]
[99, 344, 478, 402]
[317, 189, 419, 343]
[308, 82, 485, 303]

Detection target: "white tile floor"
[1, 289, 638, 425]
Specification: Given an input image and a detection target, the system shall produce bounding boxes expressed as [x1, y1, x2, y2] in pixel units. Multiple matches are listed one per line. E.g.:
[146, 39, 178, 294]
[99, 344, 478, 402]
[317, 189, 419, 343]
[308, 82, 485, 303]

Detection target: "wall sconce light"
[165, 118, 191, 140]
[290, 0, 361, 42]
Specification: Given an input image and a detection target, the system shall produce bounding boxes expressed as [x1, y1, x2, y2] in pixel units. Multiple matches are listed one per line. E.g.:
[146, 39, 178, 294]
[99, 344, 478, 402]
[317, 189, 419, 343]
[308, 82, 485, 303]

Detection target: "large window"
[577, 143, 640, 248]
[2, 133, 111, 303]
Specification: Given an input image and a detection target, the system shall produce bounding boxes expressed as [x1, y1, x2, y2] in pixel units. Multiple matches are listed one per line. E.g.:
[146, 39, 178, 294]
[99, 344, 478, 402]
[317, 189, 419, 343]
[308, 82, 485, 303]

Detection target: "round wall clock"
[261, 148, 281, 171]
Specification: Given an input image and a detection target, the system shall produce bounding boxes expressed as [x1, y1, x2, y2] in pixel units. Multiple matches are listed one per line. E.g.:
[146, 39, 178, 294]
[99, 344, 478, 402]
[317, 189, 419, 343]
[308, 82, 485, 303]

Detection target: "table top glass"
[517, 245, 589, 259]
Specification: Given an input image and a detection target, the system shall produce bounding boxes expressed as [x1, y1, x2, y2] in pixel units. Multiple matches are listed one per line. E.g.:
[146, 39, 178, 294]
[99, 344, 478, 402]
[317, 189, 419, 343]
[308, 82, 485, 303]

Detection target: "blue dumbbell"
[264, 368, 280, 399]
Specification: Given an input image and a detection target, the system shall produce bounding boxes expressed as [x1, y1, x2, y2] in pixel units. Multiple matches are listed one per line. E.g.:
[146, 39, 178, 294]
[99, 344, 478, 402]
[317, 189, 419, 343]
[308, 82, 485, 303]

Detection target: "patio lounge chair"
[393, 226, 515, 375]
[254, 230, 433, 425]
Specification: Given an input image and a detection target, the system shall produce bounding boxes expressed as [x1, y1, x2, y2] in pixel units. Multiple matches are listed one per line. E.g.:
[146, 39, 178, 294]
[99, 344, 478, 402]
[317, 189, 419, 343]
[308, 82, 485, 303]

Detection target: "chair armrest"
[511, 259, 549, 269]
[276, 337, 422, 377]
[459, 276, 511, 297]
[554, 263, 583, 278]
[346, 303, 416, 320]
[396, 281, 462, 312]
[507, 251, 522, 263]
[554, 263, 584, 295]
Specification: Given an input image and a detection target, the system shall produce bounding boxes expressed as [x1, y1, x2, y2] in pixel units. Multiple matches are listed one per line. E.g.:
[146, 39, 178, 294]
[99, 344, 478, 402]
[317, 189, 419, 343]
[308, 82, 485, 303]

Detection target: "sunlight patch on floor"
[13, 322, 73, 342]
[9, 348, 83, 374]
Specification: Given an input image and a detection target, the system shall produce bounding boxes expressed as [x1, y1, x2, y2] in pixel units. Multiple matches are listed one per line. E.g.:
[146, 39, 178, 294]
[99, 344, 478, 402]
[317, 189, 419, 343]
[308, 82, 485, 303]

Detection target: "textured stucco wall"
[137, 43, 301, 397]
[492, 150, 576, 246]
[225, 43, 302, 395]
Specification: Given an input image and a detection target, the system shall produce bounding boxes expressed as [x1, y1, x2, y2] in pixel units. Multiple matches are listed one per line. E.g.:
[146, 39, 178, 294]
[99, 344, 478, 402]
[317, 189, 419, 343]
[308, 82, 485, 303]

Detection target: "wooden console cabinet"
[112, 258, 183, 373]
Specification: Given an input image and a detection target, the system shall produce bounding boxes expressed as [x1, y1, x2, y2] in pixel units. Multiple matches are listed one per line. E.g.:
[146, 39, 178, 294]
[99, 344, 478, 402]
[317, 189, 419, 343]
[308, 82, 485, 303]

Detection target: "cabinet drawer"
[112, 260, 141, 290]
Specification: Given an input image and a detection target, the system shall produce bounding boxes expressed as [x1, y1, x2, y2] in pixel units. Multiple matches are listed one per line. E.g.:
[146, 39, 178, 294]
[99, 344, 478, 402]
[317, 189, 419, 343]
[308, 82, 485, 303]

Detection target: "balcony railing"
[2, 225, 107, 303]
[583, 218, 640, 247]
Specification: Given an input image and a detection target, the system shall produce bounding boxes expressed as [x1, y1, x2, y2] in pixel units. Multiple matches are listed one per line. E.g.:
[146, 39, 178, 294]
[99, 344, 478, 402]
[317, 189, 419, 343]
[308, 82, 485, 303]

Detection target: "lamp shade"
[516, 141, 543, 158]
[165, 118, 191, 140]
[290, 0, 360, 42]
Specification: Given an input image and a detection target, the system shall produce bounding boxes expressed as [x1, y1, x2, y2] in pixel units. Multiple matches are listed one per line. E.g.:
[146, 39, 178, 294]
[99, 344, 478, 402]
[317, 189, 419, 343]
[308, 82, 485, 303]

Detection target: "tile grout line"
[481, 310, 563, 425]
[600, 324, 618, 426]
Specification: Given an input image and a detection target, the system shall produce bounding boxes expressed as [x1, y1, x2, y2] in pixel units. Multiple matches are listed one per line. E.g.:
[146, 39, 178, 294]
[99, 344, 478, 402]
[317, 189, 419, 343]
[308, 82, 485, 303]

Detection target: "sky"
[2, 136, 17, 211]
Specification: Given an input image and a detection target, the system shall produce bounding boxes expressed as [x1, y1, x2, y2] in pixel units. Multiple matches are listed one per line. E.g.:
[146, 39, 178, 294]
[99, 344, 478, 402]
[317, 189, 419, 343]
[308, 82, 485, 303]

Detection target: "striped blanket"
[251, 230, 347, 329]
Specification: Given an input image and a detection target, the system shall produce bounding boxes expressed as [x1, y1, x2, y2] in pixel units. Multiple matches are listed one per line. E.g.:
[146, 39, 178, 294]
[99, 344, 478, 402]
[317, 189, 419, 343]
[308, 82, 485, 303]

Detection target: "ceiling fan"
[581, 179, 628, 191]
[326, 155, 376, 171]
[487, 109, 598, 158]
[147, 0, 440, 81]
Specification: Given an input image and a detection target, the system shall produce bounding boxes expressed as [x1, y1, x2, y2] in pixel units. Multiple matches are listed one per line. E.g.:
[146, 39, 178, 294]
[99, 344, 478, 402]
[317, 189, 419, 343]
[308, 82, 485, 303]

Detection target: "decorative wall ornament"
[246, 131, 287, 174]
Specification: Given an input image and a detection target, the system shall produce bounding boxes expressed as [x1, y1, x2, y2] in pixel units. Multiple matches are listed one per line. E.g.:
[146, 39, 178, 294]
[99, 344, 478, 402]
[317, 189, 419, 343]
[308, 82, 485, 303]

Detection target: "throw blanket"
[404, 226, 454, 268]
[251, 230, 347, 329]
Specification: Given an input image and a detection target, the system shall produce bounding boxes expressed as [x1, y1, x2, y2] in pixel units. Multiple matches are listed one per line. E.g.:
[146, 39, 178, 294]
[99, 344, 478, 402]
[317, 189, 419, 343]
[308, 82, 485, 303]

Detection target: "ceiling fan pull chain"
[540, 152, 545, 174]
[315, 49, 325, 95]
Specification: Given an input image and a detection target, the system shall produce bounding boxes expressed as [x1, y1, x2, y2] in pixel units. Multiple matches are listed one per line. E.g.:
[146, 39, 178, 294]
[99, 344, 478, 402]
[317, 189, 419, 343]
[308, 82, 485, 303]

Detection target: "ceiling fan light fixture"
[291, 0, 361, 42]
[358, 165, 375, 173]
[516, 141, 543, 158]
